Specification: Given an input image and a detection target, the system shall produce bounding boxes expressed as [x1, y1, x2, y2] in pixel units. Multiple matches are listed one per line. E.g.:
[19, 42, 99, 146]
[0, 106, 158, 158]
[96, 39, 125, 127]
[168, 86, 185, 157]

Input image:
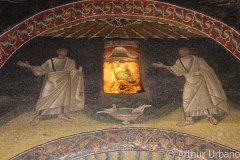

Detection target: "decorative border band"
[11, 128, 238, 160]
[0, 0, 240, 69]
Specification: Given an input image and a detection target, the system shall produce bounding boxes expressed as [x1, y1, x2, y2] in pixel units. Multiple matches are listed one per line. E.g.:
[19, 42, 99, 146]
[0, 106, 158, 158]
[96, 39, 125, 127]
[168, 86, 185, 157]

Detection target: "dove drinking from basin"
[131, 104, 152, 114]
[97, 104, 117, 114]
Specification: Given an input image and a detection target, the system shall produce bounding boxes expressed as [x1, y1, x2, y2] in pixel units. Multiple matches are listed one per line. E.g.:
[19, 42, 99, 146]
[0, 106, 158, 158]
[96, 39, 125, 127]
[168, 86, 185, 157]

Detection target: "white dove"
[97, 104, 117, 114]
[131, 104, 152, 114]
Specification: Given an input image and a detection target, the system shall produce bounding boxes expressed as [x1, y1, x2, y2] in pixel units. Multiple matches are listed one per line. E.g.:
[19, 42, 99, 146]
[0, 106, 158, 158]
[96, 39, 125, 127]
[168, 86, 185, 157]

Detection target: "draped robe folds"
[169, 55, 229, 117]
[32, 57, 84, 115]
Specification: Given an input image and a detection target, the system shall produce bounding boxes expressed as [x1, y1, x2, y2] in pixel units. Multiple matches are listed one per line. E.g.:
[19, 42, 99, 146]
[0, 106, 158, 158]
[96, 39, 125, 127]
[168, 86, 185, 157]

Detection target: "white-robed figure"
[17, 48, 85, 126]
[153, 47, 229, 127]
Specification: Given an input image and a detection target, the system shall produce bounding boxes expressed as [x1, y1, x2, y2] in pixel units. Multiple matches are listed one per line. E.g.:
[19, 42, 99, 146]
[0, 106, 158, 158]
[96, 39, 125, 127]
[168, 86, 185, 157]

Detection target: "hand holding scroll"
[152, 62, 164, 68]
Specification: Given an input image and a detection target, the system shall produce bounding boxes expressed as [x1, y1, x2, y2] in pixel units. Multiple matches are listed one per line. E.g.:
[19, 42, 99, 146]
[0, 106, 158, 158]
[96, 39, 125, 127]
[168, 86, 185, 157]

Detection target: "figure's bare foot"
[176, 120, 194, 127]
[58, 114, 74, 122]
[30, 115, 41, 127]
[207, 115, 218, 125]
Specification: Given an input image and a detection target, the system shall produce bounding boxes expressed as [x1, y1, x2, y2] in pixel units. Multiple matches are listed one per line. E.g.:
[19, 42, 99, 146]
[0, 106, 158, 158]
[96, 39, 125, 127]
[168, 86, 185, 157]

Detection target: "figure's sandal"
[176, 120, 194, 127]
[58, 114, 74, 122]
[30, 115, 41, 127]
[207, 115, 218, 125]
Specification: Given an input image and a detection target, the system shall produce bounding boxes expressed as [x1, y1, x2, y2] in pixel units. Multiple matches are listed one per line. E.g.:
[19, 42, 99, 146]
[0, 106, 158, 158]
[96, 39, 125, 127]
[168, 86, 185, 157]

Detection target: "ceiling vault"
[40, 16, 206, 39]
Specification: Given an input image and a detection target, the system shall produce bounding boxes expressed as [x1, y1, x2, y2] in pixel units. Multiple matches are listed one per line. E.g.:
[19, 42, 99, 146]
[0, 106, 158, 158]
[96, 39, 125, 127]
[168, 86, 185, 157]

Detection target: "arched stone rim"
[10, 127, 239, 160]
[0, 0, 240, 69]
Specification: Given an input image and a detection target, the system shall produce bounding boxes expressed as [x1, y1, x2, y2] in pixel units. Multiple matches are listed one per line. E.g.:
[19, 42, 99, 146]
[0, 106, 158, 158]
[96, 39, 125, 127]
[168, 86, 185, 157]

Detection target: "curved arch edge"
[0, 0, 240, 69]
[11, 128, 238, 159]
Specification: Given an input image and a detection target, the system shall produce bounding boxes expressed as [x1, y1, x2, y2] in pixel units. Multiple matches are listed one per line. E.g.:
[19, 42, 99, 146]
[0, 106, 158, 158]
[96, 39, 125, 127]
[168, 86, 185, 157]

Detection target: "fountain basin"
[98, 108, 143, 124]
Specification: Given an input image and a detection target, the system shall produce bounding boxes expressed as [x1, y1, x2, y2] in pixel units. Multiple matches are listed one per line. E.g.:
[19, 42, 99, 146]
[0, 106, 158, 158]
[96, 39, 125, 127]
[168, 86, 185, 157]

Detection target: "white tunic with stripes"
[32, 57, 84, 115]
[170, 55, 229, 117]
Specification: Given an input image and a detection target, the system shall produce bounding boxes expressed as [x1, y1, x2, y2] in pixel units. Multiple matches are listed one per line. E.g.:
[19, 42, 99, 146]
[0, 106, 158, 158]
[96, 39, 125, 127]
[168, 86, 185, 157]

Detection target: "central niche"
[103, 41, 144, 94]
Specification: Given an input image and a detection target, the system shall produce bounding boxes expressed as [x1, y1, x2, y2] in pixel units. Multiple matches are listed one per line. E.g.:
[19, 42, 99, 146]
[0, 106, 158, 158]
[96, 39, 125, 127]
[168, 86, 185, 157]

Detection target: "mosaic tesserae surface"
[0, 0, 240, 160]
